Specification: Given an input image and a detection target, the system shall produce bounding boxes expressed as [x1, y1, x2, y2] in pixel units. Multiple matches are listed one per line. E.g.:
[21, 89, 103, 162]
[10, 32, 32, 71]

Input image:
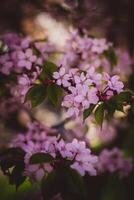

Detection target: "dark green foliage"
[0, 148, 26, 189]
[47, 84, 63, 106]
[26, 61, 63, 107]
[41, 167, 87, 200]
[26, 84, 47, 107]
[39, 61, 58, 80]
[83, 104, 96, 120]
[30, 153, 54, 164]
[95, 103, 105, 126]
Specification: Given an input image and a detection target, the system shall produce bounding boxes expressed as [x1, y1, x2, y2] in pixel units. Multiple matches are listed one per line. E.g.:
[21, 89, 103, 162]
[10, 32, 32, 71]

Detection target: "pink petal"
[53, 72, 60, 79]
[18, 51, 25, 59]
[17, 60, 26, 68]
[35, 168, 44, 181]
[26, 48, 32, 57]
[25, 61, 32, 70]
[59, 67, 65, 76]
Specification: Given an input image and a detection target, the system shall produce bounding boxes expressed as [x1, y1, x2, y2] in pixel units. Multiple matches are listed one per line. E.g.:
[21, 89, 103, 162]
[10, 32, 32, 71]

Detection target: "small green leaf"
[41, 168, 87, 200]
[30, 153, 54, 164]
[95, 103, 105, 126]
[0, 148, 25, 171]
[64, 168, 87, 200]
[83, 104, 96, 120]
[106, 90, 133, 116]
[0, 148, 26, 189]
[41, 170, 57, 200]
[9, 165, 26, 190]
[105, 101, 116, 117]
[116, 102, 124, 112]
[26, 84, 47, 107]
[114, 91, 133, 102]
[40, 61, 58, 80]
[44, 61, 58, 73]
[47, 84, 63, 106]
[104, 47, 117, 67]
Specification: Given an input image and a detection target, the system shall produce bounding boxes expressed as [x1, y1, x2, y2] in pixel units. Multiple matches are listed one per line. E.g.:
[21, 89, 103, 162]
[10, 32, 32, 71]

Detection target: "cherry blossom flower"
[57, 31, 113, 71]
[86, 67, 102, 86]
[0, 54, 13, 75]
[98, 148, 133, 178]
[54, 66, 124, 118]
[61, 139, 98, 176]
[91, 38, 110, 54]
[17, 48, 37, 70]
[34, 41, 56, 61]
[11, 124, 98, 179]
[104, 73, 124, 93]
[53, 67, 71, 87]
[0, 33, 55, 76]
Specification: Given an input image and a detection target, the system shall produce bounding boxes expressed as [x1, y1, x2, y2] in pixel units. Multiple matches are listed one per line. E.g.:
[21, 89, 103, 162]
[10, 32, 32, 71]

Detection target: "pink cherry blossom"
[11, 124, 98, 179]
[108, 75, 124, 93]
[91, 38, 110, 54]
[98, 148, 133, 178]
[57, 31, 114, 72]
[86, 67, 102, 85]
[53, 67, 71, 87]
[53, 66, 124, 118]
[0, 54, 13, 75]
[103, 73, 124, 93]
[17, 48, 37, 70]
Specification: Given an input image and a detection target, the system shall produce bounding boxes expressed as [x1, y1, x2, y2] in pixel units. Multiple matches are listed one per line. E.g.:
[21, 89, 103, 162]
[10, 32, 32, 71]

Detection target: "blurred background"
[0, 0, 134, 199]
[0, 0, 134, 50]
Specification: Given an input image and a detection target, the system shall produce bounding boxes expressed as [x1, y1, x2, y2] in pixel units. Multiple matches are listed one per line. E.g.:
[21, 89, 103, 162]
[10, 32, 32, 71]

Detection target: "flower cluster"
[57, 138, 98, 176]
[0, 33, 56, 102]
[0, 33, 32, 74]
[11, 121, 56, 151]
[113, 49, 132, 76]
[57, 31, 132, 77]
[0, 22, 134, 200]
[53, 66, 124, 117]
[58, 31, 112, 71]
[0, 33, 56, 75]
[98, 148, 133, 178]
[11, 66, 41, 102]
[11, 122, 98, 181]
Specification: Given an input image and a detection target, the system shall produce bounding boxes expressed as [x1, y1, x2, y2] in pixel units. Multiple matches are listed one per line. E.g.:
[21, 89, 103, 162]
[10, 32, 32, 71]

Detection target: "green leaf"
[40, 61, 58, 80]
[0, 148, 26, 189]
[105, 100, 124, 116]
[115, 102, 124, 112]
[106, 90, 133, 116]
[104, 47, 117, 67]
[41, 168, 87, 200]
[114, 91, 133, 103]
[83, 104, 96, 120]
[64, 168, 87, 200]
[30, 153, 54, 164]
[95, 103, 105, 126]
[105, 101, 116, 117]
[9, 165, 26, 190]
[0, 148, 25, 171]
[26, 84, 47, 107]
[41, 170, 57, 200]
[44, 61, 58, 73]
[47, 84, 63, 107]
